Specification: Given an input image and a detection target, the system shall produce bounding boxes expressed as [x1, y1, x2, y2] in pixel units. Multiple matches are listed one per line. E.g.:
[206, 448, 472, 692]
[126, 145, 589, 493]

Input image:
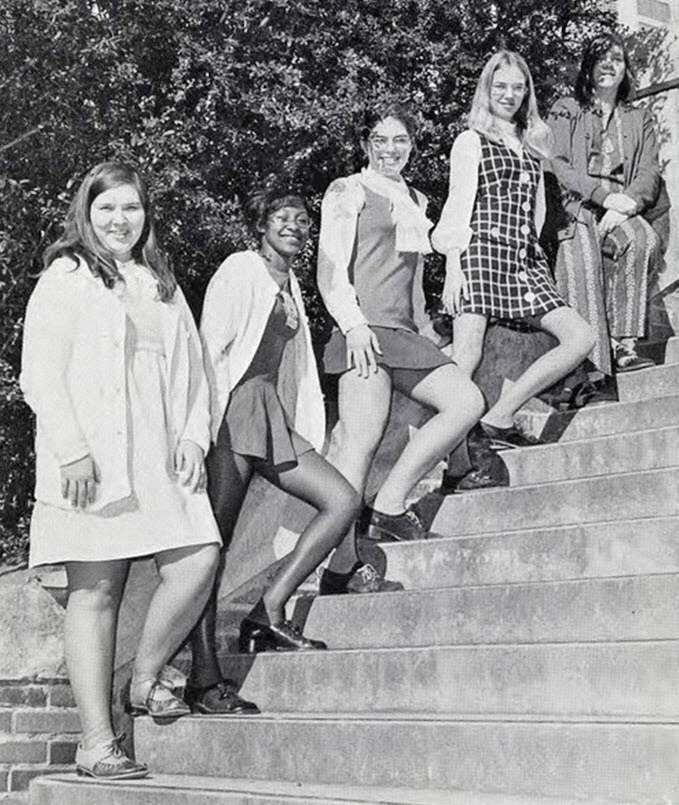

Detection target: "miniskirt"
[323, 325, 451, 375]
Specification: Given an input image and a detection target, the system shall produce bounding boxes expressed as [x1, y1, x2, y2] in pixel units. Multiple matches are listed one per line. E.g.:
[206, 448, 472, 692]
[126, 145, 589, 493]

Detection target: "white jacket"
[200, 250, 325, 451]
[20, 255, 211, 511]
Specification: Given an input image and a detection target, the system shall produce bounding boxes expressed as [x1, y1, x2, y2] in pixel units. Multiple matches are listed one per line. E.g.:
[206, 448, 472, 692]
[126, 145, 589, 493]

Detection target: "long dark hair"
[575, 32, 635, 107]
[43, 161, 177, 302]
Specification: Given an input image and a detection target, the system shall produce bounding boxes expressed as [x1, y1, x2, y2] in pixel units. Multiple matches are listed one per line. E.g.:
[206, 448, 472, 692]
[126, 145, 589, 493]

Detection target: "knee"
[572, 321, 596, 359]
[454, 377, 486, 420]
[326, 481, 362, 523]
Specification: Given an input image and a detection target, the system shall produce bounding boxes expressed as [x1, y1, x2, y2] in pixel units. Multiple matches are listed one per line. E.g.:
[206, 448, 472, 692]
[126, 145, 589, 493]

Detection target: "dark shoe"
[367, 507, 429, 542]
[480, 421, 541, 450]
[439, 471, 465, 495]
[455, 465, 509, 492]
[238, 600, 327, 653]
[346, 563, 404, 594]
[614, 345, 655, 373]
[76, 733, 148, 780]
[568, 377, 618, 408]
[125, 676, 191, 721]
[186, 680, 260, 715]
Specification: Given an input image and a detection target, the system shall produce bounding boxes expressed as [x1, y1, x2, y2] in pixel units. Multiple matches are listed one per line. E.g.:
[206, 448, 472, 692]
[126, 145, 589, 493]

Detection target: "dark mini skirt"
[323, 325, 451, 375]
[219, 376, 313, 468]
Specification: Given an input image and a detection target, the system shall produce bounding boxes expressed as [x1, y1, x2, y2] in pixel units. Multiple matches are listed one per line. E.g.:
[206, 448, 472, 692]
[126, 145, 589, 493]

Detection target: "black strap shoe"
[480, 422, 541, 450]
[186, 680, 260, 715]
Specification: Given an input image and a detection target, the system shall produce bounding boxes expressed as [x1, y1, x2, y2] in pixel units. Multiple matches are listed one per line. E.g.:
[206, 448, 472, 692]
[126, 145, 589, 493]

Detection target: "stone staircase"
[31, 338, 679, 804]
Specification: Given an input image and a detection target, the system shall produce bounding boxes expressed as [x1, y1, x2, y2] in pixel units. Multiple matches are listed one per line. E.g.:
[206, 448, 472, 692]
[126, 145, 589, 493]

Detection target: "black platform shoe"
[238, 600, 327, 653]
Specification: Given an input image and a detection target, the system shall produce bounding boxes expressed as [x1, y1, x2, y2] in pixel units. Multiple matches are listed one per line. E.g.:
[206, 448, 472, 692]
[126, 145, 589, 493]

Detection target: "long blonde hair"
[467, 50, 552, 159]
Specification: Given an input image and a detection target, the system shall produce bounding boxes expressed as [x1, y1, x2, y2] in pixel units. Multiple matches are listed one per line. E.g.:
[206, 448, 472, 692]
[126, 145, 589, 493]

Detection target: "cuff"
[590, 186, 610, 207]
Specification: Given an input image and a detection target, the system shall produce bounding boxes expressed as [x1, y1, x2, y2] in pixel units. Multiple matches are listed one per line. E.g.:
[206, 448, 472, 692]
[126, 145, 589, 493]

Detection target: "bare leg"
[325, 367, 393, 572]
[483, 307, 596, 427]
[259, 450, 360, 621]
[64, 560, 128, 750]
[451, 312, 488, 378]
[373, 364, 485, 515]
[132, 543, 219, 694]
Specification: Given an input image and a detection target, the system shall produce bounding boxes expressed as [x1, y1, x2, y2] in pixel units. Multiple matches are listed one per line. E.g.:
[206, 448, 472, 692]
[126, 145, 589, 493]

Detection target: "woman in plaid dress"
[432, 51, 595, 490]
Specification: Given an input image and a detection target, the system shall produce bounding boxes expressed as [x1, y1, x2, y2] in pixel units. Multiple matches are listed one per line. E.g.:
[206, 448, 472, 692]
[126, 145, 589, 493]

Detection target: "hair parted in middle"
[357, 102, 418, 145]
[574, 31, 635, 107]
[245, 177, 309, 237]
[42, 161, 177, 302]
[467, 50, 552, 159]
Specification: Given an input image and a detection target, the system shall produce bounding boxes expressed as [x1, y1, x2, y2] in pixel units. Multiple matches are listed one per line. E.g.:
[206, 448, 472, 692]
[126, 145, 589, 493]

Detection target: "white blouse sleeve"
[316, 177, 368, 334]
[431, 130, 481, 255]
[535, 167, 546, 236]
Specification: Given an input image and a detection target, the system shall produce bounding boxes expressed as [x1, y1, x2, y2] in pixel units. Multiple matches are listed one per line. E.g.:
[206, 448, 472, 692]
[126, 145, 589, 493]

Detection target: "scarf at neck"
[359, 167, 433, 254]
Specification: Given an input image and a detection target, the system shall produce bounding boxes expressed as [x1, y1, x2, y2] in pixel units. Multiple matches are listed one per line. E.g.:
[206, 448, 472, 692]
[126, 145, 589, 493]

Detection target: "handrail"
[635, 76, 679, 99]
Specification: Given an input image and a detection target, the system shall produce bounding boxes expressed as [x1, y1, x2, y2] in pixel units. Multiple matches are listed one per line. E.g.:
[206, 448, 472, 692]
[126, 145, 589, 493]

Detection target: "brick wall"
[0, 678, 80, 802]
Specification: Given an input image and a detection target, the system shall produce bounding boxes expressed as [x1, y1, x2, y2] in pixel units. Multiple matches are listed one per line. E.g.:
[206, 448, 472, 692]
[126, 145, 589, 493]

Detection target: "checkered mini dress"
[460, 133, 565, 321]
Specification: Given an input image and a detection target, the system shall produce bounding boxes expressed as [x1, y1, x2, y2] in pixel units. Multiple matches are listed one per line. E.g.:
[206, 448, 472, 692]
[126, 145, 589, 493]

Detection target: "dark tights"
[189, 442, 360, 689]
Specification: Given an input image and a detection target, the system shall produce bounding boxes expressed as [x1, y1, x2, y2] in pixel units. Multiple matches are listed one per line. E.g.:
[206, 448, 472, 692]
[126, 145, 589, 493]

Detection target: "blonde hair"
[467, 50, 552, 159]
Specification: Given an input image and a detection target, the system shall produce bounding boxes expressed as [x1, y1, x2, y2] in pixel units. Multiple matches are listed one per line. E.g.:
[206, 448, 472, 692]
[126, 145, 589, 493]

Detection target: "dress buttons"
[490, 227, 500, 237]
[520, 224, 530, 235]
[518, 271, 528, 281]
[524, 291, 536, 303]
[519, 248, 527, 259]
[522, 201, 531, 212]
[520, 172, 530, 183]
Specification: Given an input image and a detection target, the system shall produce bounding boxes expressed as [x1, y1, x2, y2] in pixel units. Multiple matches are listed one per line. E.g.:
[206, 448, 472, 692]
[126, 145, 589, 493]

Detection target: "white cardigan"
[200, 250, 326, 451]
[20, 256, 211, 511]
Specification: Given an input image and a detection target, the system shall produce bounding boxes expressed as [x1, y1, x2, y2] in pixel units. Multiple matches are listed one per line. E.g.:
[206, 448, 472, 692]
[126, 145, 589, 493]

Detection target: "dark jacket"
[546, 96, 669, 240]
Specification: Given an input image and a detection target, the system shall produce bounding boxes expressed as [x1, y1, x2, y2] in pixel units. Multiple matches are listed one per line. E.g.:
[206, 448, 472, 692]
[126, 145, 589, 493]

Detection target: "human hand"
[174, 439, 206, 493]
[598, 209, 627, 238]
[345, 323, 383, 379]
[603, 193, 637, 216]
[442, 255, 468, 316]
[60, 455, 97, 509]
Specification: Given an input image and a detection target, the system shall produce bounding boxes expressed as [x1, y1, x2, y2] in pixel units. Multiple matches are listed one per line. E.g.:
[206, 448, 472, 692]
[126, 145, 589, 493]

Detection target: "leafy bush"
[0, 0, 665, 564]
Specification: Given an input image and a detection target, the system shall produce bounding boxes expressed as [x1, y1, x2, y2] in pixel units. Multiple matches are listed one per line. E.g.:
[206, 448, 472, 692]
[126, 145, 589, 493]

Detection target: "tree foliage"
[0, 0, 666, 563]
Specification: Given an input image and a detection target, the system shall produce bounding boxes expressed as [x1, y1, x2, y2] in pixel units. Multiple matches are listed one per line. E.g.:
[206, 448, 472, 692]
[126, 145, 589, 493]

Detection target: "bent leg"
[484, 306, 596, 427]
[258, 450, 361, 621]
[373, 363, 485, 514]
[64, 560, 128, 749]
[134, 542, 220, 691]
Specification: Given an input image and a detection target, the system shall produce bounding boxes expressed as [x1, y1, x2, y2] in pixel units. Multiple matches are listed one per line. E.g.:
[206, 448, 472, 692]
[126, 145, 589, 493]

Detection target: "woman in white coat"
[191, 184, 361, 667]
[21, 162, 221, 779]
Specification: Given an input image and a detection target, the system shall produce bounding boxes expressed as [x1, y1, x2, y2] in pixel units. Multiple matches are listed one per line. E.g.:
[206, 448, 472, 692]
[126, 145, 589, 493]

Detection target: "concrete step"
[135, 715, 679, 803]
[638, 334, 679, 365]
[532, 392, 679, 444]
[301, 573, 679, 650]
[382, 515, 679, 590]
[30, 773, 457, 805]
[431, 466, 679, 537]
[501, 423, 679, 486]
[221, 640, 679, 719]
[617, 361, 679, 402]
[29, 773, 620, 805]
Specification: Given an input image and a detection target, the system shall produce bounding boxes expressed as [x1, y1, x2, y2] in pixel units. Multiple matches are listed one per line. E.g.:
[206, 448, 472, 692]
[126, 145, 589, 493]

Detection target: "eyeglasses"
[490, 83, 527, 97]
[269, 213, 311, 228]
[368, 135, 412, 149]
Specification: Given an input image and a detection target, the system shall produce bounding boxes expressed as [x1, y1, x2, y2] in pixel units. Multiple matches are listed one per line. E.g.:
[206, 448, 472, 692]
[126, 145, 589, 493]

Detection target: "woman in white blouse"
[317, 103, 485, 550]
[20, 162, 221, 779]
[431, 51, 595, 489]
